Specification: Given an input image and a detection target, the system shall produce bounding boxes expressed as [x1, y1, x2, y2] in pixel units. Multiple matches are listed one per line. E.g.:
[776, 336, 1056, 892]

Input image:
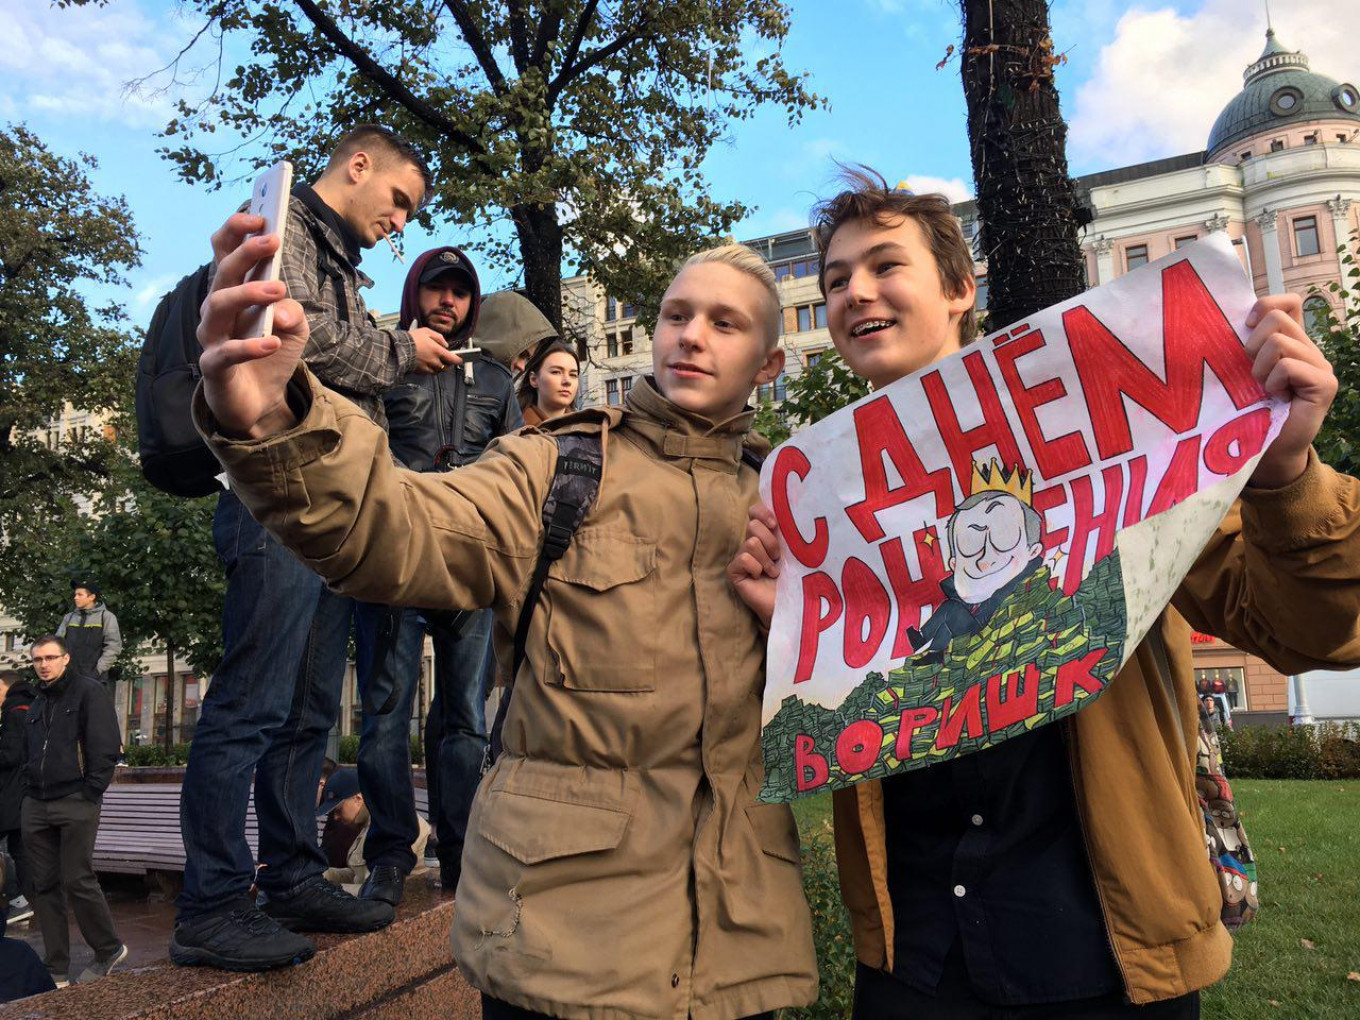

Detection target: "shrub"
[337, 734, 360, 764]
[121, 742, 193, 767]
[1220, 722, 1360, 779]
[780, 828, 855, 1019]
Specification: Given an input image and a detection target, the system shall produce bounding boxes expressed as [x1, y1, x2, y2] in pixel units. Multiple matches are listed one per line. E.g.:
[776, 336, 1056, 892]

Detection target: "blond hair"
[683, 244, 782, 348]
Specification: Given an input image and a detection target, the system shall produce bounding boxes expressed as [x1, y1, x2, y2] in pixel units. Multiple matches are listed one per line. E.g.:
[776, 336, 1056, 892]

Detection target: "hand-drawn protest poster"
[758, 233, 1287, 802]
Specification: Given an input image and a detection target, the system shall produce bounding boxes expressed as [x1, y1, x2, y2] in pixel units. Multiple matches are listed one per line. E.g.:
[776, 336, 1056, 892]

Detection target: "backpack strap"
[485, 432, 604, 767]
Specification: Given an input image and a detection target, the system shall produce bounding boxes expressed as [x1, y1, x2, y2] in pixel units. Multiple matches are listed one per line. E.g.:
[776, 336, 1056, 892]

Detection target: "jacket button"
[953, 884, 967, 898]
[971, 813, 984, 827]
[671, 974, 680, 988]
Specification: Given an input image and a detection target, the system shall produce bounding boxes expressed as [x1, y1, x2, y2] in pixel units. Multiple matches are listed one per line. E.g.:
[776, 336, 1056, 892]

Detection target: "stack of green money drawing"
[761, 551, 1127, 801]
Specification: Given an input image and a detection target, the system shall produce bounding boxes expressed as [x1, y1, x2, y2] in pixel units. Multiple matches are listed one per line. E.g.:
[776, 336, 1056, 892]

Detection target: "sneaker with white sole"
[77, 943, 129, 983]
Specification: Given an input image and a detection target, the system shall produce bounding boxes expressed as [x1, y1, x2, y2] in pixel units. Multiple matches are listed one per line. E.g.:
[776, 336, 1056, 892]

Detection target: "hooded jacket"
[472, 291, 559, 371]
[385, 247, 523, 471]
[194, 369, 819, 1020]
[0, 678, 37, 830]
[56, 602, 122, 681]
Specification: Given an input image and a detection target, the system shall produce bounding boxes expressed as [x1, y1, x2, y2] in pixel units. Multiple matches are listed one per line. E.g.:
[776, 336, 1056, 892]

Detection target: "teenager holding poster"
[728, 168, 1360, 1017]
[187, 214, 817, 1020]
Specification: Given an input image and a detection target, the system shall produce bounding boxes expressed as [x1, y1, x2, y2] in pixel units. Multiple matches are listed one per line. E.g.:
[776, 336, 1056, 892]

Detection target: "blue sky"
[2, 0, 1353, 319]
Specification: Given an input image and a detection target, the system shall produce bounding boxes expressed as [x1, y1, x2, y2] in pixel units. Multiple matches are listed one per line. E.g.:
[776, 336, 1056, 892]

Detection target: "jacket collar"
[38, 670, 70, 701]
[623, 377, 756, 467]
[295, 183, 363, 267]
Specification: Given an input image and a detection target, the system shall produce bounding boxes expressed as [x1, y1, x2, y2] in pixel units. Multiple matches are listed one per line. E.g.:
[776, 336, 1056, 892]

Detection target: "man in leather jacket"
[354, 248, 523, 905]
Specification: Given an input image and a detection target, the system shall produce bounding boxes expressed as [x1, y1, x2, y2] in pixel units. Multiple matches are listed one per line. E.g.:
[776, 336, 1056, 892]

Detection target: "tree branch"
[440, 0, 508, 95]
[548, 16, 647, 102]
[529, 1, 567, 71]
[292, 0, 482, 148]
[507, 0, 530, 71]
[555, 0, 598, 83]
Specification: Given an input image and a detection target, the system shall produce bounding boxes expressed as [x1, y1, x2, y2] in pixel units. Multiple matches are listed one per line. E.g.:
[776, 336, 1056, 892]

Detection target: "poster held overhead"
[758, 233, 1287, 802]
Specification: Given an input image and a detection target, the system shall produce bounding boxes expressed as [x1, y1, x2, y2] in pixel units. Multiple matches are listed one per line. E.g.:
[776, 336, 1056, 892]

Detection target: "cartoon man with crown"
[909, 459, 1047, 658]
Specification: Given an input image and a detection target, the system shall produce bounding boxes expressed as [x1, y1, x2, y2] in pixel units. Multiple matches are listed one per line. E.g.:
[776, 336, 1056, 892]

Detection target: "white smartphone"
[240, 160, 294, 338]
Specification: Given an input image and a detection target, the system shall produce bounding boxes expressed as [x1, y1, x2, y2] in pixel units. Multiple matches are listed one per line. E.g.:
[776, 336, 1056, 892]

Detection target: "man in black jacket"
[0, 672, 37, 924]
[20, 636, 125, 985]
[353, 248, 523, 905]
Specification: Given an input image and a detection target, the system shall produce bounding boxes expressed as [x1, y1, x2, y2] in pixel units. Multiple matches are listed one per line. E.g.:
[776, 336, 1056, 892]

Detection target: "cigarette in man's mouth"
[385, 232, 405, 263]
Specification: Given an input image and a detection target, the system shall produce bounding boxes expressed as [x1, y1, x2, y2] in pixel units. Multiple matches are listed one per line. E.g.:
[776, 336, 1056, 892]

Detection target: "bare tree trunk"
[164, 641, 176, 752]
[959, 0, 1087, 331]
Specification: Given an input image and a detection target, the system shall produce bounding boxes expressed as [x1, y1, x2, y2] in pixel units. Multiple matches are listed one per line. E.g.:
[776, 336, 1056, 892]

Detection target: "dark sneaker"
[5, 897, 34, 925]
[260, 876, 394, 933]
[359, 864, 405, 906]
[438, 860, 460, 893]
[171, 905, 315, 971]
[77, 943, 129, 983]
[50, 973, 70, 989]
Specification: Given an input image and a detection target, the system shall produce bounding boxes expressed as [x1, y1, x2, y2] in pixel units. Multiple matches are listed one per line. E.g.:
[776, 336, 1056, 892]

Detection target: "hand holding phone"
[240, 160, 294, 339]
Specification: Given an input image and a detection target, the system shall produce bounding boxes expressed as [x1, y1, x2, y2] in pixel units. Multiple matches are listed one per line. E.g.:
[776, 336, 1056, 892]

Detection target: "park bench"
[93, 779, 430, 876]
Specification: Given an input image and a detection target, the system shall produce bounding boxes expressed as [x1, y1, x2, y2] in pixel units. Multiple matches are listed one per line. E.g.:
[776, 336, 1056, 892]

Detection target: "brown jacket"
[834, 451, 1360, 1004]
[196, 371, 817, 1020]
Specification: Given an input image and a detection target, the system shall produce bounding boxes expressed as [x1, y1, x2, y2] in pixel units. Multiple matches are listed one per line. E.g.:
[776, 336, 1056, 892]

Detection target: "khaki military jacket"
[196, 370, 817, 1020]
[834, 451, 1360, 1004]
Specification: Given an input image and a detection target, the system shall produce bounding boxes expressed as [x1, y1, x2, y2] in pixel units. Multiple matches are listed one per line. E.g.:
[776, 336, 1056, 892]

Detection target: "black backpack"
[135, 264, 222, 498]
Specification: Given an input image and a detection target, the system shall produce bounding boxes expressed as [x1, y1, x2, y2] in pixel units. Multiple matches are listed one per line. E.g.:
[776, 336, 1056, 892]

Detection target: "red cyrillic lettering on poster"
[1054, 650, 1108, 708]
[835, 720, 885, 776]
[1034, 483, 1069, 553]
[846, 396, 955, 544]
[795, 734, 829, 792]
[1067, 261, 1262, 460]
[992, 329, 1092, 478]
[894, 705, 940, 760]
[794, 572, 843, 684]
[770, 445, 829, 568]
[1063, 464, 1126, 595]
[1203, 408, 1272, 476]
[986, 663, 1042, 731]
[1147, 434, 1201, 516]
[1123, 455, 1148, 528]
[880, 530, 948, 658]
[922, 352, 1027, 492]
[843, 557, 892, 668]
[935, 683, 985, 750]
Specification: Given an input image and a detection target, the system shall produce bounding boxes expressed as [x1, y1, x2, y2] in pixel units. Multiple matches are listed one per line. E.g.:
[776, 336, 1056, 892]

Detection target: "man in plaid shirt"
[173, 126, 457, 973]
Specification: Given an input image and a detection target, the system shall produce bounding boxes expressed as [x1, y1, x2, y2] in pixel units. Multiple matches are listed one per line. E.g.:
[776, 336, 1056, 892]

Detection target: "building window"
[621, 375, 635, 398]
[606, 379, 620, 406]
[1239, 151, 1253, 162]
[805, 349, 826, 368]
[605, 297, 617, 322]
[621, 328, 635, 356]
[1269, 139, 1285, 152]
[774, 373, 788, 401]
[1303, 296, 1332, 338]
[773, 258, 818, 282]
[788, 301, 828, 334]
[621, 302, 636, 320]
[1341, 133, 1352, 144]
[1174, 235, 1198, 249]
[1293, 216, 1320, 257]
[1304, 132, 1319, 145]
[606, 332, 619, 358]
[1194, 667, 1246, 711]
[975, 278, 989, 311]
[1125, 245, 1149, 270]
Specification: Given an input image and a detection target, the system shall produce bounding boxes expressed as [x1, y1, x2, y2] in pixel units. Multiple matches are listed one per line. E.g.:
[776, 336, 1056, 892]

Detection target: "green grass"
[784, 781, 1360, 1019]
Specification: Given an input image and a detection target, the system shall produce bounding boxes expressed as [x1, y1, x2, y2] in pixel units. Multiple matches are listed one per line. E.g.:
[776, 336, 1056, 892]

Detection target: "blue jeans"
[352, 603, 424, 873]
[423, 609, 494, 870]
[178, 491, 353, 921]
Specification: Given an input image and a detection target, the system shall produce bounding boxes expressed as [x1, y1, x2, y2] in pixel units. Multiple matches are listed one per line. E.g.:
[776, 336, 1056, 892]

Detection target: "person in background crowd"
[172, 124, 440, 973]
[56, 582, 122, 697]
[21, 636, 125, 987]
[0, 672, 36, 927]
[190, 220, 818, 1018]
[379, 249, 523, 899]
[0, 851, 55, 1002]
[728, 168, 1360, 1019]
[316, 768, 430, 890]
[516, 340, 580, 426]
[472, 291, 559, 375]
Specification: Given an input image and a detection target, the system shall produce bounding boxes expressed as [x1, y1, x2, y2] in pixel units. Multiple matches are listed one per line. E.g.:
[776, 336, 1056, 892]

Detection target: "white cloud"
[1067, 0, 1360, 170]
[0, 1, 207, 129]
[132, 273, 178, 311]
[901, 173, 972, 203]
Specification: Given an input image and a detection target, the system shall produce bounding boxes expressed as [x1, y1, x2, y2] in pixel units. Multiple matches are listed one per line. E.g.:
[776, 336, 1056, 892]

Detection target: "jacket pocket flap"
[479, 759, 636, 865]
[745, 803, 802, 865]
[547, 529, 655, 592]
